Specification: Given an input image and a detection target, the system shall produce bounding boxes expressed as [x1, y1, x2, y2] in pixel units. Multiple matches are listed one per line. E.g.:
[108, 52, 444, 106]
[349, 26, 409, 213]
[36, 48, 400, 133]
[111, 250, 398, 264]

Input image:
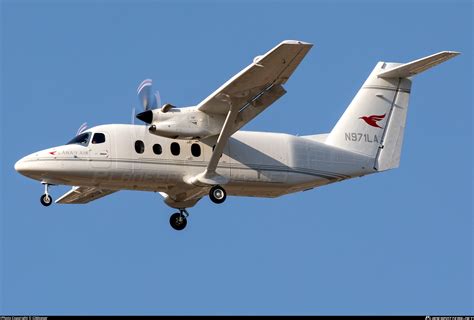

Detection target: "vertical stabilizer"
[325, 62, 412, 167]
[325, 51, 459, 171]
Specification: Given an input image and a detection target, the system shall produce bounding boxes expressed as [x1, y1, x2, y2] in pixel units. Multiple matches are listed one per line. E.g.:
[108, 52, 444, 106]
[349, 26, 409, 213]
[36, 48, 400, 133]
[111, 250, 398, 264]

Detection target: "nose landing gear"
[40, 194, 52, 206]
[40, 182, 53, 207]
[169, 209, 189, 231]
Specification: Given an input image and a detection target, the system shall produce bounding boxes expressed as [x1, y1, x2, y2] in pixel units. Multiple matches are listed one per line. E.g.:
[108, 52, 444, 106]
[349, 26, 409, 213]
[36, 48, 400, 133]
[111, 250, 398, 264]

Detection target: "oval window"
[170, 142, 180, 156]
[135, 140, 145, 154]
[153, 144, 162, 155]
[191, 143, 201, 157]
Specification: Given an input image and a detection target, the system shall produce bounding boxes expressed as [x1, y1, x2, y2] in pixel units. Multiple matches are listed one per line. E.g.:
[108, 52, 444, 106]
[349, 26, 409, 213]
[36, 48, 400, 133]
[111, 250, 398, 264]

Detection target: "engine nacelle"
[149, 121, 214, 140]
[145, 106, 225, 140]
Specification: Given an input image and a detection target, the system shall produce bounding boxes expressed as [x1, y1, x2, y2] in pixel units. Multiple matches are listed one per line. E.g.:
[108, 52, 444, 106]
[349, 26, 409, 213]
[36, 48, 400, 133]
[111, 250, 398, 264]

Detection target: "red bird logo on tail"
[359, 113, 386, 128]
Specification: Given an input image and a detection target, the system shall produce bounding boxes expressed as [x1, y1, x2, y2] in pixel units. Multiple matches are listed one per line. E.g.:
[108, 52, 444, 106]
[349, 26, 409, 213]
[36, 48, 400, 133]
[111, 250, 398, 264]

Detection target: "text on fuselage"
[344, 132, 380, 143]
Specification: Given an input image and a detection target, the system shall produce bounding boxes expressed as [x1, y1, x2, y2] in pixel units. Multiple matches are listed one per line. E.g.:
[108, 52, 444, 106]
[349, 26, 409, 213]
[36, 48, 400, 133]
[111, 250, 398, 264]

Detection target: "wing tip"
[444, 50, 461, 56]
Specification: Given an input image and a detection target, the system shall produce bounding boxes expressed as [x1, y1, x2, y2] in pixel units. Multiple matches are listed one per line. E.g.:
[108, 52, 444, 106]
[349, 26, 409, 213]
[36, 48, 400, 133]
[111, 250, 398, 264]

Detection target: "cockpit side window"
[66, 132, 91, 146]
[91, 133, 106, 144]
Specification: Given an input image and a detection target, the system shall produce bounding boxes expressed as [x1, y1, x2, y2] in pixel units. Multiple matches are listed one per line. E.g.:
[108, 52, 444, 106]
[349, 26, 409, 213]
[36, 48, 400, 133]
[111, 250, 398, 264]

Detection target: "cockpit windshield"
[66, 132, 91, 146]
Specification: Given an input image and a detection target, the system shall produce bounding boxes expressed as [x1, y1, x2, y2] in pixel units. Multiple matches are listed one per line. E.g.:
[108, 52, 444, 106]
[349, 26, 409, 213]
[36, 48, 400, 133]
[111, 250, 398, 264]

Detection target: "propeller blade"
[137, 79, 158, 110]
[76, 122, 88, 136]
[154, 90, 161, 108]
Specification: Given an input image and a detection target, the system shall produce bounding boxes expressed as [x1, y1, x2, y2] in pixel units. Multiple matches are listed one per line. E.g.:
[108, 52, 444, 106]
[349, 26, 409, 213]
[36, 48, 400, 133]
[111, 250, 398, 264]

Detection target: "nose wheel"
[169, 209, 189, 231]
[40, 182, 53, 207]
[40, 194, 53, 206]
[209, 185, 226, 204]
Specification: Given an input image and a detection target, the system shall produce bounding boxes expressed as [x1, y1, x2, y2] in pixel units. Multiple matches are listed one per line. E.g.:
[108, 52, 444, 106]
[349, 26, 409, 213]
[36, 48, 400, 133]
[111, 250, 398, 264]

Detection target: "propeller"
[76, 122, 88, 136]
[136, 79, 161, 124]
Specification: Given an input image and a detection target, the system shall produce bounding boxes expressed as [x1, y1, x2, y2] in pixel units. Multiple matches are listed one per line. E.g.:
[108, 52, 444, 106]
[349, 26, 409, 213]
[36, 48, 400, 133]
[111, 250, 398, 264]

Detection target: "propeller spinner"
[136, 79, 161, 124]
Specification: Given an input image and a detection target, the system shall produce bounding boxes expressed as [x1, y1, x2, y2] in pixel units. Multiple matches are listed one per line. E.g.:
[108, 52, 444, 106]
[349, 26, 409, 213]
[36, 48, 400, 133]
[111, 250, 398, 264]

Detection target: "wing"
[188, 40, 312, 187]
[55, 186, 117, 204]
[198, 40, 313, 131]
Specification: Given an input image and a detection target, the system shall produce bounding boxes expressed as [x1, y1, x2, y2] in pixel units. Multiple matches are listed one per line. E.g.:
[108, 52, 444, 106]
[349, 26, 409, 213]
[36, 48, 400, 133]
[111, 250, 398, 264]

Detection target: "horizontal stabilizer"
[378, 51, 460, 78]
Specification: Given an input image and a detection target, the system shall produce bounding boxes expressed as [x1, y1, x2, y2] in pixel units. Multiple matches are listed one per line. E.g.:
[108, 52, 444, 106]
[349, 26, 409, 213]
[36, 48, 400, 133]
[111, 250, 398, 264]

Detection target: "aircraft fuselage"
[15, 124, 375, 206]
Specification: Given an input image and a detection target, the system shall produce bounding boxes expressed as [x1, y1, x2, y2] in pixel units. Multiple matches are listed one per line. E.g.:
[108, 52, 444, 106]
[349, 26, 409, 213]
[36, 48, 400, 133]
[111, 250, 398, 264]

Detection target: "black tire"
[169, 212, 187, 231]
[209, 185, 226, 204]
[40, 194, 52, 207]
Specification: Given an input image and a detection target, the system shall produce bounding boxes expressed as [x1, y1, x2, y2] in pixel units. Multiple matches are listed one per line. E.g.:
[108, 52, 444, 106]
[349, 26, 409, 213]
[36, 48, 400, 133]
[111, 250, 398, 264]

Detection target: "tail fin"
[325, 51, 459, 171]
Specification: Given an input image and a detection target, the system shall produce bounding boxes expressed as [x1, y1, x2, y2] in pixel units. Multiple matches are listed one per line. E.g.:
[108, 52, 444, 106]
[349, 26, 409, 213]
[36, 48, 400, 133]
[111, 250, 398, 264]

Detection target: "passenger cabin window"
[170, 142, 180, 156]
[153, 144, 162, 155]
[191, 143, 201, 157]
[135, 140, 145, 154]
[91, 133, 106, 144]
[66, 132, 91, 146]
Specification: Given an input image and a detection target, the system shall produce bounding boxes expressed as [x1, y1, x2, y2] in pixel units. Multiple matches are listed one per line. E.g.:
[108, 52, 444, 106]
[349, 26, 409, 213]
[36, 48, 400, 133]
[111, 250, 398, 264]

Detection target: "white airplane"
[15, 40, 459, 230]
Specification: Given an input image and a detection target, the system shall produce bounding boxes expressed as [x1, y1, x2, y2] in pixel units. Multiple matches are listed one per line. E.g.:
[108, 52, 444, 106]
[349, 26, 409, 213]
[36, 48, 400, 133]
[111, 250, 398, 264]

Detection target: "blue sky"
[1, 0, 472, 315]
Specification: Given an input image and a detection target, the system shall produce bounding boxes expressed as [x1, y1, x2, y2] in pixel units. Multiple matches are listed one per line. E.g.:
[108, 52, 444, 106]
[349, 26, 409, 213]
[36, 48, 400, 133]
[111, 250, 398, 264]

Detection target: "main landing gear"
[40, 182, 53, 206]
[167, 185, 227, 231]
[209, 185, 226, 204]
[169, 209, 189, 231]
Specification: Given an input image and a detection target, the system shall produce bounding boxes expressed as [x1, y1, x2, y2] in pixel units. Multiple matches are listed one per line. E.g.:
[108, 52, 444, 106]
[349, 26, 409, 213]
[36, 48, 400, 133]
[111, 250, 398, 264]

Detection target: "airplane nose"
[15, 150, 58, 181]
[14, 154, 38, 176]
[14, 157, 28, 174]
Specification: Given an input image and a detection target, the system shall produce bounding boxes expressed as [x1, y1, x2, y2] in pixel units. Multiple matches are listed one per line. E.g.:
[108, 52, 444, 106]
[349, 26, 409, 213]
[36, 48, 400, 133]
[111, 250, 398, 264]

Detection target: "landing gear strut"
[40, 182, 53, 207]
[169, 209, 189, 231]
[209, 185, 226, 204]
